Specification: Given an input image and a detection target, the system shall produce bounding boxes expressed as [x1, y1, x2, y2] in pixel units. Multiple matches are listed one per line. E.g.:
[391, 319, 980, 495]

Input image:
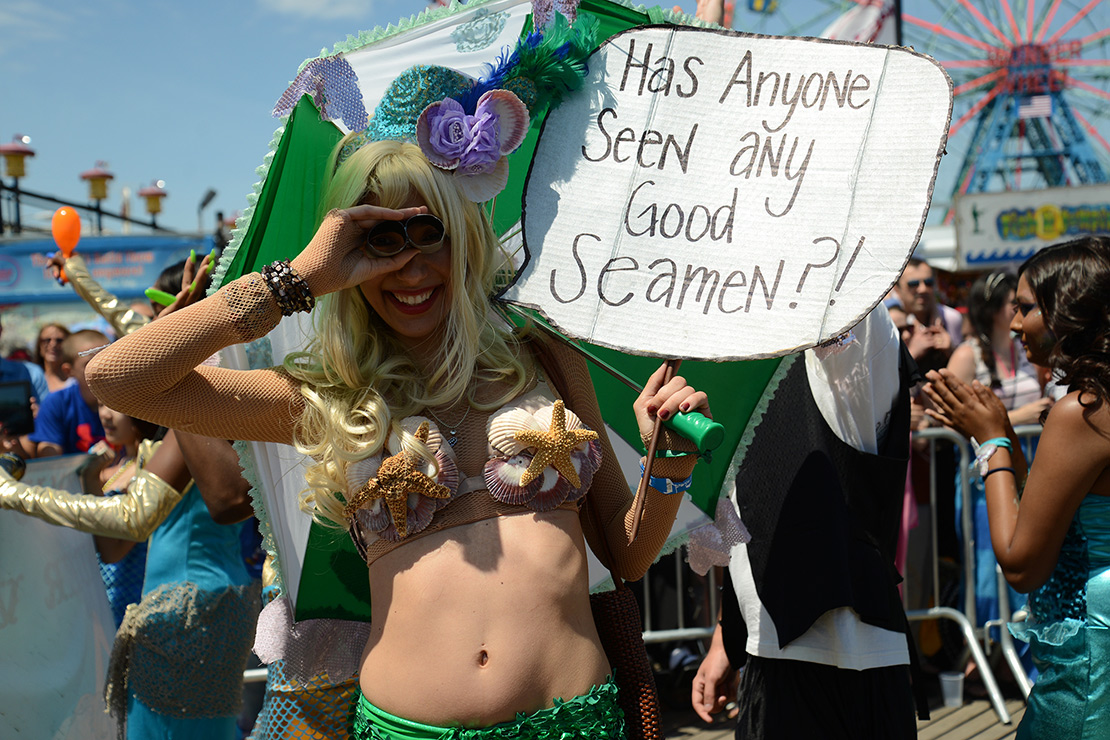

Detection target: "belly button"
[478, 650, 489, 667]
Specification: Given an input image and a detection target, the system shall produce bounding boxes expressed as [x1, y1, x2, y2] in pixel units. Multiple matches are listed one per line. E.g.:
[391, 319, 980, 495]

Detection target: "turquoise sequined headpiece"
[336, 10, 598, 203]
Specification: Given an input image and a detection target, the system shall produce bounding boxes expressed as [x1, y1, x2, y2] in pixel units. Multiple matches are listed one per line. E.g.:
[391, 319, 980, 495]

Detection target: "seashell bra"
[344, 382, 604, 565]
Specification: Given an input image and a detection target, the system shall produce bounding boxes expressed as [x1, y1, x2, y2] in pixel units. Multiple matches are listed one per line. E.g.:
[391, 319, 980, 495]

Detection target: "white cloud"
[0, 2, 70, 56]
[258, 0, 373, 20]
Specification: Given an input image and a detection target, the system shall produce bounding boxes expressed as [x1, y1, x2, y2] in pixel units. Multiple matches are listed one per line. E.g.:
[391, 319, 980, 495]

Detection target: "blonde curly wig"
[285, 138, 529, 527]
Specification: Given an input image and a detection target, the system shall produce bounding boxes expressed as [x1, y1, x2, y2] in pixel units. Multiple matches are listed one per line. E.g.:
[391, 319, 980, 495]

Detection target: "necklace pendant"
[447, 432, 458, 448]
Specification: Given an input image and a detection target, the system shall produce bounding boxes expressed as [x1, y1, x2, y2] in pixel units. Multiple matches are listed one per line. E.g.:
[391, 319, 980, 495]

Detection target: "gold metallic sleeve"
[0, 467, 186, 541]
[65, 254, 151, 337]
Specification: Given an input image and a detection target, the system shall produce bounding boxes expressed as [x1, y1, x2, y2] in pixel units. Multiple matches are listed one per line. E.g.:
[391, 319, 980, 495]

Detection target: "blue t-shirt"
[28, 382, 104, 453]
[0, 358, 50, 404]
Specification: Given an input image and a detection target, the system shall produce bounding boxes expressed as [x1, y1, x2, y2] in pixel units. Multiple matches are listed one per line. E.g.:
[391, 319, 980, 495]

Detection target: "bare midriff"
[360, 509, 610, 727]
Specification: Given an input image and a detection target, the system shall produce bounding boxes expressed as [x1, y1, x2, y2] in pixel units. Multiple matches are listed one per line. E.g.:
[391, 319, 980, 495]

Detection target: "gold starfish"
[349, 422, 451, 538]
[514, 400, 598, 488]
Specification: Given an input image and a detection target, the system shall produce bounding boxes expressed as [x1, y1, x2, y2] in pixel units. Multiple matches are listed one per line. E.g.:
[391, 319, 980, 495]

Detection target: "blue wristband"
[974, 436, 1013, 476]
[639, 461, 692, 495]
[979, 437, 1012, 450]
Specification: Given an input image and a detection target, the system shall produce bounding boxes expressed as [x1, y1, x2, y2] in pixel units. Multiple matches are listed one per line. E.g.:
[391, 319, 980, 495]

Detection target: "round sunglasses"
[364, 214, 447, 257]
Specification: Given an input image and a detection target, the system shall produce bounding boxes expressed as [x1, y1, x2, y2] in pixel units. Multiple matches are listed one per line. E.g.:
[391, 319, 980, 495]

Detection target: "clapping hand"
[906, 318, 951, 360]
[923, 368, 1010, 442]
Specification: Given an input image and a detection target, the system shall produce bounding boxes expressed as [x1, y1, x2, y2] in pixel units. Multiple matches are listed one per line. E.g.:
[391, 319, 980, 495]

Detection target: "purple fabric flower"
[416, 89, 530, 201]
[420, 98, 503, 174]
[457, 103, 502, 174]
[422, 98, 470, 165]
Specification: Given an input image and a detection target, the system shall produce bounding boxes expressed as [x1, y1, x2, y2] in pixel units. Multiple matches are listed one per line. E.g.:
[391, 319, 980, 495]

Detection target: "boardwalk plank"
[919, 703, 996, 740]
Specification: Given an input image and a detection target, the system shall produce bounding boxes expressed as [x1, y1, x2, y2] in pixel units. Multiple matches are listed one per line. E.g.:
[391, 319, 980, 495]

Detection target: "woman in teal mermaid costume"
[925, 236, 1110, 739]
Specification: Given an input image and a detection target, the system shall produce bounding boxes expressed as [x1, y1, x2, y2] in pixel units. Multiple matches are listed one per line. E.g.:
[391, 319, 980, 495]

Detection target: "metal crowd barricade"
[640, 550, 719, 644]
[243, 426, 1045, 700]
[907, 424, 1042, 724]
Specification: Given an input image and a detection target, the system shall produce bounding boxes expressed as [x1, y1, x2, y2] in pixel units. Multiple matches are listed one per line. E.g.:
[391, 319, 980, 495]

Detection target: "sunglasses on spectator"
[39, 337, 65, 345]
[906, 278, 936, 289]
[364, 215, 447, 258]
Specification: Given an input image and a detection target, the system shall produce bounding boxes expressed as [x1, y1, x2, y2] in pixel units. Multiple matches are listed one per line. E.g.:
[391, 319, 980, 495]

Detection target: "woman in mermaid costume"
[925, 236, 1110, 739]
[85, 13, 712, 739]
[2, 252, 258, 739]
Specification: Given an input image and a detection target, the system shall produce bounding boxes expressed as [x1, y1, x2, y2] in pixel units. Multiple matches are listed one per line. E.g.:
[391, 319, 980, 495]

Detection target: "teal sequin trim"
[351, 678, 624, 739]
[1010, 516, 1089, 648]
[365, 65, 474, 145]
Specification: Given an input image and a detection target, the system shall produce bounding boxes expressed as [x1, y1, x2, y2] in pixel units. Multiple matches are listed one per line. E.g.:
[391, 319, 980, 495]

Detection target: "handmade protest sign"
[502, 26, 952, 360]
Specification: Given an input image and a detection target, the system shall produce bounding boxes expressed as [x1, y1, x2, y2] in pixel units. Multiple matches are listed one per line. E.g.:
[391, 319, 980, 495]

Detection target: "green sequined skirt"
[351, 677, 625, 739]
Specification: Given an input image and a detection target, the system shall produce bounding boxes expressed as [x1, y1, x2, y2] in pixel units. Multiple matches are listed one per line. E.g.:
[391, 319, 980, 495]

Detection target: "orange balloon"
[51, 207, 81, 256]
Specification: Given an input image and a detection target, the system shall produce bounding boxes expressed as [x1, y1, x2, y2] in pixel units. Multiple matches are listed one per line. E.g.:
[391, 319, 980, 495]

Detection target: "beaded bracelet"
[261, 260, 316, 316]
[639, 461, 692, 496]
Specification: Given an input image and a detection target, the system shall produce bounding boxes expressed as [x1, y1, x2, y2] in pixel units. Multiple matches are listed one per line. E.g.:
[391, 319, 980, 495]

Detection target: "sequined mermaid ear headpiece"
[337, 9, 597, 203]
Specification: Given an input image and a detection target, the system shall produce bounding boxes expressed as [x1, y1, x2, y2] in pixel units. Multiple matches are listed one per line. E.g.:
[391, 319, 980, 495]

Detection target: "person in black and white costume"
[692, 305, 925, 739]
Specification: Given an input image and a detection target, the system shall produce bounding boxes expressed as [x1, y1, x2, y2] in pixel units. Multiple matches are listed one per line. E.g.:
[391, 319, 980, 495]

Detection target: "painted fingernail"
[189, 278, 198, 292]
[659, 409, 671, 420]
[209, 248, 217, 262]
[189, 249, 196, 263]
[646, 404, 657, 415]
[680, 403, 689, 412]
[145, 288, 176, 306]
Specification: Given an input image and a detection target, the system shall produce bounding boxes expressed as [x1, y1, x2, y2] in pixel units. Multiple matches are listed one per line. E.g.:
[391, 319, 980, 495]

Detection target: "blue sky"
[4, 0, 1108, 235]
[2, 0, 420, 234]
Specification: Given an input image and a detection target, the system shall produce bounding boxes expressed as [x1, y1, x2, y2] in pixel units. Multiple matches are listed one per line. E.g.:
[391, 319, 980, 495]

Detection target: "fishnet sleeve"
[86, 273, 304, 444]
[536, 338, 685, 582]
[65, 254, 151, 337]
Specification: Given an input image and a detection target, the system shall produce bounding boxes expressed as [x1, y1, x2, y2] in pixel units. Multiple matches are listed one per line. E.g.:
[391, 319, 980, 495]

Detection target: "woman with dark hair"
[35, 323, 71, 393]
[925, 236, 1110, 739]
[946, 271, 1052, 667]
[946, 272, 1048, 423]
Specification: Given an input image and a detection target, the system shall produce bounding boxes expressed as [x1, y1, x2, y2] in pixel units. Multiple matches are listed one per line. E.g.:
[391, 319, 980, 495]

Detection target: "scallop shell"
[346, 454, 382, 493]
[487, 407, 545, 456]
[407, 416, 458, 462]
[352, 501, 391, 536]
[348, 521, 378, 562]
[341, 454, 386, 530]
[487, 397, 590, 456]
[532, 402, 587, 432]
[432, 447, 460, 510]
[570, 439, 603, 496]
[480, 90, 530, 156]
[530, 467, 575, 512]
[484, 454, 542, 505]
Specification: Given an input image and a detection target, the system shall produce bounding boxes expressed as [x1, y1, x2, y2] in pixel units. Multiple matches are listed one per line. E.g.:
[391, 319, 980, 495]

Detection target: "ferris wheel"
[734, 1, 1110, 214]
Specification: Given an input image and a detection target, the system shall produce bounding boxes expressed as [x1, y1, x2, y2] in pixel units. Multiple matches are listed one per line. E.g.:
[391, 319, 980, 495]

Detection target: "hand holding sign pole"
[50, 207, 81, 285]
[631, 358, 681, 541]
